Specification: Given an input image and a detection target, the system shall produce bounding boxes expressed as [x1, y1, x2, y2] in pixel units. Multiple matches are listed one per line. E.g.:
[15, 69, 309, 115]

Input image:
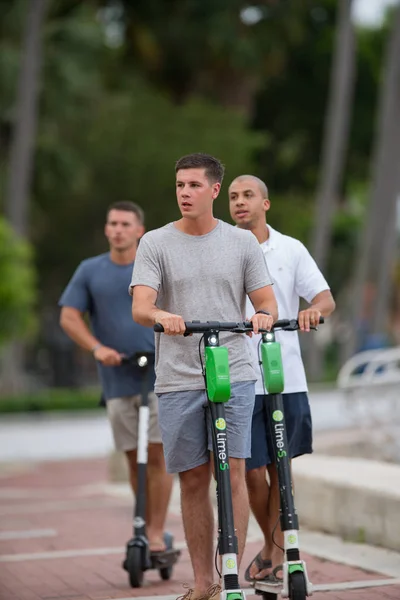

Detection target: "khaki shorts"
[106, 392, 162, 452]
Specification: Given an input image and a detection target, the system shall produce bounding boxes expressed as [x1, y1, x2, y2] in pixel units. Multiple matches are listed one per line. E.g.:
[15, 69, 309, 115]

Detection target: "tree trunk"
[311, 0, 356, 271]
[306, 0, 356, 379]
[344, 5, 400, 360]
[5, 0, 48, 237]
[2, 0, 48, 394]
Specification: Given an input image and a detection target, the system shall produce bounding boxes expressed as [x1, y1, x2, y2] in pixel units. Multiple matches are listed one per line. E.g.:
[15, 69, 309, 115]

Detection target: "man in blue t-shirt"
[59, 201, 173, 553]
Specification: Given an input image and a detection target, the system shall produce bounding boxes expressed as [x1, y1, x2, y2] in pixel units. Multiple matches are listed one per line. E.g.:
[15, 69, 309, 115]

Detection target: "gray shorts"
[156, 381, 255, 474]
[106, 392, 162, 452]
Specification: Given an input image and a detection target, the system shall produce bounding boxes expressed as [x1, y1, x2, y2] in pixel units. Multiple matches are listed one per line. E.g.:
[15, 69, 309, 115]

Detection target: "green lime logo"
[272, 410, 283, 422]
[215, 418, 226, 430]
[288, 534, 297, 544]
[226, 558, 235, 569]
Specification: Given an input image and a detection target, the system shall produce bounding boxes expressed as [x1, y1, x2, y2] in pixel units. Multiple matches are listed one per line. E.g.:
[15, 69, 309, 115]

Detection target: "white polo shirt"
[247, 225, 330, 394]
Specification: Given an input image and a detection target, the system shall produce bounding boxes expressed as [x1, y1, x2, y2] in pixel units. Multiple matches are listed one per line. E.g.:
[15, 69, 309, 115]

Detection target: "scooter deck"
[254, 581, 282, 598]
[150, 548, 181, 569]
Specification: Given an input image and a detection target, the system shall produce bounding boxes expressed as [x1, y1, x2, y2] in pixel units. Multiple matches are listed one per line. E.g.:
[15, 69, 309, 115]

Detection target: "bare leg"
[146, 442, 174, 551]
[180, 462, 215, 595]
[266, 463, 285, 571]
[125, 449, 138, 495]
[245, 465, 273, 579]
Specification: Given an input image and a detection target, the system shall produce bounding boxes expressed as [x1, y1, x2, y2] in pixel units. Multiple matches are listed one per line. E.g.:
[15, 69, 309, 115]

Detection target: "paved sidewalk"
[0, 458, 399, 600]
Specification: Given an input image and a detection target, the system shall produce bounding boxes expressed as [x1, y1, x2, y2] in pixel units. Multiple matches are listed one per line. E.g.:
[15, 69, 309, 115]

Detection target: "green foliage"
[0, 0, 27, 116]
[0, 386, 101, 413]
[0, 218, 37, 345]
[33, 72, 264, 299]
[0, 0, 393, 325]
[262, 192, 315, 245]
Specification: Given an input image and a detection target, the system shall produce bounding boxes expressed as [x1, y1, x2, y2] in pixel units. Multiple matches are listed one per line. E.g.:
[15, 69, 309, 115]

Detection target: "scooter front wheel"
[289, 571, 307, 600]
[259, 593, 278, 600]
[126, 546, 144, 588]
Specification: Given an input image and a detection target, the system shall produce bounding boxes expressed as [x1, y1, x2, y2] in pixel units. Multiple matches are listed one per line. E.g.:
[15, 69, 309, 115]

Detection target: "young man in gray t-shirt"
[130, 153, 278, 600]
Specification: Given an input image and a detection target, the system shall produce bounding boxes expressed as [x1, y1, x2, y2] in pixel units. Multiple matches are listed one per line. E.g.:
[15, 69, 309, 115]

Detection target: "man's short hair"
[230, 175, 269, 199]
[175, 153, 225, 184]
[106, 201, 144, 225]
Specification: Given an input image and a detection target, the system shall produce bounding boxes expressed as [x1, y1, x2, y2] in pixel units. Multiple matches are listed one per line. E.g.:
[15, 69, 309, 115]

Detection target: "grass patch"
[0, 387, 102, 413]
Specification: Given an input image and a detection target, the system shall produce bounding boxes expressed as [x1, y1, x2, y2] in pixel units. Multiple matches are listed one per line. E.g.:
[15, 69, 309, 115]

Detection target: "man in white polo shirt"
[229, 175, 336, 584]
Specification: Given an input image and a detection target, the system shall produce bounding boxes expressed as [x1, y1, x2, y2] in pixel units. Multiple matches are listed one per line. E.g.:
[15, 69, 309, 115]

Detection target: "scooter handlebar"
[154, 317, 324, 334]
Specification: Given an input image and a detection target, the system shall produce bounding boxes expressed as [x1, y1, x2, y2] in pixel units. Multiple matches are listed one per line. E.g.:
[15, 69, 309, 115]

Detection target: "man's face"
[176, 168, 220, 220]
[229, 178, 270, 229]
[105, 209, 144, 252]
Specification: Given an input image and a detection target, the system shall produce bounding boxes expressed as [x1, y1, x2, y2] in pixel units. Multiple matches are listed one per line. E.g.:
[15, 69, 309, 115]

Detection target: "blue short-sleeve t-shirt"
[59, 253, 155, 400]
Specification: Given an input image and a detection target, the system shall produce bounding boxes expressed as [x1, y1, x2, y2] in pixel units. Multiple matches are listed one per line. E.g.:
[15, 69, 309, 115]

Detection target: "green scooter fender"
[261, 341, 284, 394]
[205, 346, 231, 402]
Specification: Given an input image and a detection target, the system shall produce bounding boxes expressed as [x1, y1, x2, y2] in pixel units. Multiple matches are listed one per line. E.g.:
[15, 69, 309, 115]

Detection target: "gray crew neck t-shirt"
[130, 220, 272, 393]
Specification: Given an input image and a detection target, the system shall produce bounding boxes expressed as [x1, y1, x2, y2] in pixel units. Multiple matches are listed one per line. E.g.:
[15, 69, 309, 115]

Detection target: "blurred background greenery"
[1, 0, 399, 408]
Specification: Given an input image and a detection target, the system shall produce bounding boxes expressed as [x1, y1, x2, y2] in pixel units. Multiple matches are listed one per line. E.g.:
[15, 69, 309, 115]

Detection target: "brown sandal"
[244, 551, 272, 582]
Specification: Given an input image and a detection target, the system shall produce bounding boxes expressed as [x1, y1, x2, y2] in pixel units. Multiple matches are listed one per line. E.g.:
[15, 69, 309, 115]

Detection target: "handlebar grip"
[154, 323, 164, 333]
[272, 319, 291, 329]
[319, 316, 325, 324]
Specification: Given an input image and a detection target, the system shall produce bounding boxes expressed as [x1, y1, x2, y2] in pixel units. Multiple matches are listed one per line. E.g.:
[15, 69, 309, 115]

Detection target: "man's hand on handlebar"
[154, 311, 186, 335]
[93, 345, 124, 366]
[298, 307, 322, 332]
[249, 312, 274, 336]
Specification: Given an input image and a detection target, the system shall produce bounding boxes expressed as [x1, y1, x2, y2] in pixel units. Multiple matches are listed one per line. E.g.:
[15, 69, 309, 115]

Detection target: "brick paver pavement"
[0, 458, 399, 600]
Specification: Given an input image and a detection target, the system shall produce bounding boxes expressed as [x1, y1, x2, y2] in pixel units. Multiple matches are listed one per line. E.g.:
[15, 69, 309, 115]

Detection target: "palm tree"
[311, 0, 356, 271]
[306, 0, 356, 379]
[5, 0, 48, 237]
[345, 4, 400, 359]
[2, 0, 48, 393]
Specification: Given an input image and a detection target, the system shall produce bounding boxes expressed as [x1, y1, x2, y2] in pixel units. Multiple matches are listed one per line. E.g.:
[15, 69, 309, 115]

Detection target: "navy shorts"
[246, 392, 313, 471]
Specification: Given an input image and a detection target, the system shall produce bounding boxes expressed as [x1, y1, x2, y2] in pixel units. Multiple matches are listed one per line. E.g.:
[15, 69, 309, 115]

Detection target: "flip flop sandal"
[263, 564, 284, 585]
[244, 551, 272, 582]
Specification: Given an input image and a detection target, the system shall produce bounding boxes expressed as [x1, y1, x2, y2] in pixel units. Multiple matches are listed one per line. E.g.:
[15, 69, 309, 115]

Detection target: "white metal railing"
[336, 346, 400, 428]
[337, 346, 400, 389]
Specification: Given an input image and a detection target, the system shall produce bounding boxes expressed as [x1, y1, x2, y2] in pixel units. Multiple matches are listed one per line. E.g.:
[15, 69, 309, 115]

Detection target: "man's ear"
[212, 182, 221, 199]
[138, 225, 145, 239]
[264, 198, 271, 214]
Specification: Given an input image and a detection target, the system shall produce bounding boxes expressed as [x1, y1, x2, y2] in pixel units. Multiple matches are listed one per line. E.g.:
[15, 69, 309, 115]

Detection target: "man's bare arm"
[310, 289, 335, 316]
[132, 285, 186, 335]
[246, 285, 278, 334]
[298, 289, 335, 331]
[60, 307, 100, 351]
[59, 306, 122, 365]
[248, 285, 279, 322]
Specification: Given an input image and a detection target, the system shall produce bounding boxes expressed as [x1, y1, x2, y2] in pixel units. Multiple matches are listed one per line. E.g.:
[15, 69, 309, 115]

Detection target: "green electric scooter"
[155, 318, 322, 600]
[253, 317, 324, 600]
[122, 352, 181, 587]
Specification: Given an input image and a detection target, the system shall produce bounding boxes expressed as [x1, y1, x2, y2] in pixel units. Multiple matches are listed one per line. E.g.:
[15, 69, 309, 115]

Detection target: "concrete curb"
[293, 454, 400, 552]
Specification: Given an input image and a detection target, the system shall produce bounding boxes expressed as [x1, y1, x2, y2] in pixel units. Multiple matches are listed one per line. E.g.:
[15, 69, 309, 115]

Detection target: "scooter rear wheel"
[126, 546, 144, 588]
[289, 571, 307, 600]
[159, 531, 173, 580]
[160, 566, 172, 580]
